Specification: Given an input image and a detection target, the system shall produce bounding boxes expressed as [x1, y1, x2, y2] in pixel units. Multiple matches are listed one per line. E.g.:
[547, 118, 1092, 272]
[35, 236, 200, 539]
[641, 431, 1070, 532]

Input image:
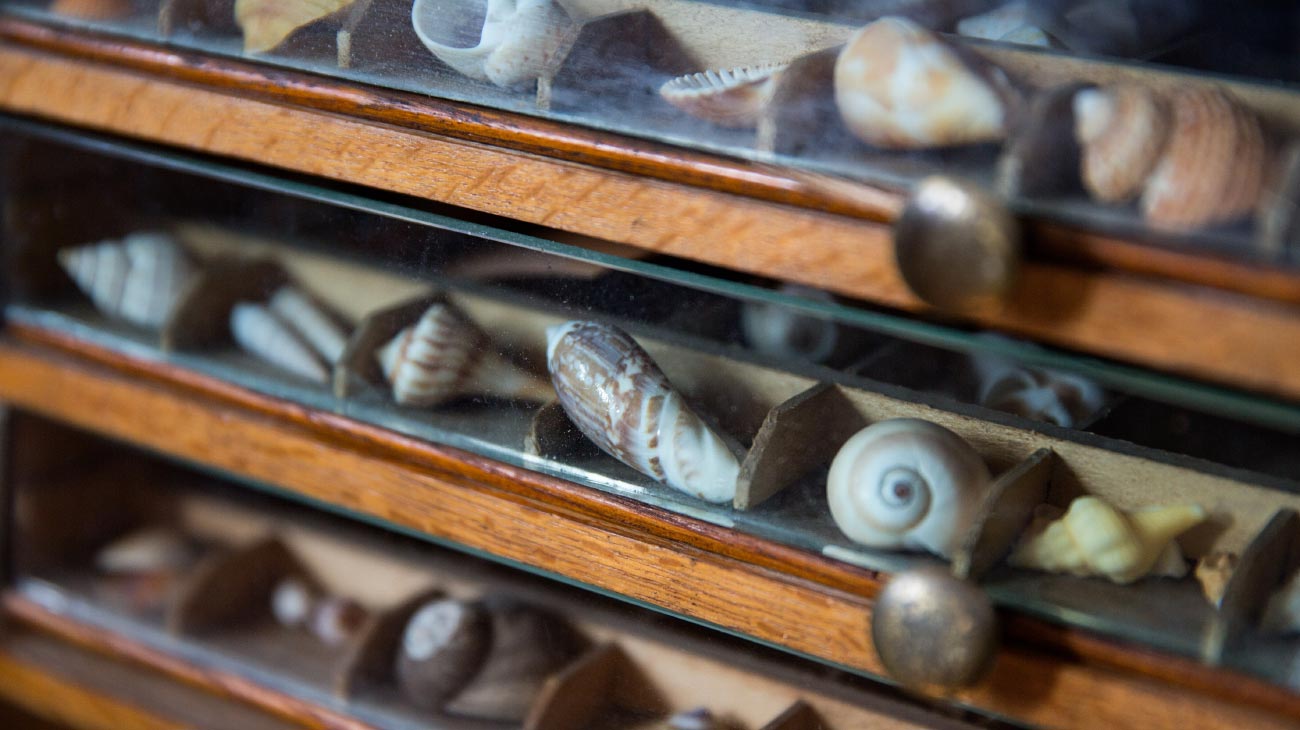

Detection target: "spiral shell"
[395, 598, 491, 709]
[231, 302, 331, 383]
[412, 0, 577, 88]
[58, 232, 197, 330]
[546, 321, 741, 504]
[834, 16, 1016, 149]
[377, 303, 552, 407]
[235, 0, 357, 53]
[1008, 497, 1205, 584]
[267, 286, 349, 364]
[659, 63, 788, 129]
[1074, 85, 1171, 203]
[826, 419, 990, 558]
[1140, 88, 1268, 230]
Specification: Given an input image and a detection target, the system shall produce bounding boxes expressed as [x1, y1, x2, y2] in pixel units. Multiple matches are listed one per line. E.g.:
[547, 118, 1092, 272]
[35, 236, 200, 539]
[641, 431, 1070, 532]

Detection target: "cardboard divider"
[952, 448, 1054, 582]
[161, 256, 288, 352]
[1206, 510, 1300, 662]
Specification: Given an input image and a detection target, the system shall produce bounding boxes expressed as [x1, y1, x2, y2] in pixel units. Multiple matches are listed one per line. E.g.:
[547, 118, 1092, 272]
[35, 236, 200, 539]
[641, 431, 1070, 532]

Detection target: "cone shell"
[58, 232, 197, 330]
[395, 599, 491, 710]
[834, 16, 1016, 149]
[231, 302, 330, 383]
[546, 321, 741, 504]
[1140, 88, 1268, 229]
[1008, 496, 1205, 584]
[377, 303, 551, 407]
[1074, 85, 1171, 203]
[826, 419, 991, 558]
[659, 63, 788, 129]
[235, 0, 357, 53]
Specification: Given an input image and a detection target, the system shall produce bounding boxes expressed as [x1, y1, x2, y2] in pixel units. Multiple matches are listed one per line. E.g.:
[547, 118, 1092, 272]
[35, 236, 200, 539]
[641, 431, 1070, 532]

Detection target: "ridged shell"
[956, 1, 1028, 41]
[1008, 497, 1205, 584]
[412, 0, 577, 87]
[546, 321, 741, 504]
[235, 0, 357, 53]
[58, 232, 197, 330]
[834, 16, 1015, 149]
[231, 302, 330, 383]
[377, 303, 551, 407]
[826, 419, 991, 558]
[396, 599, 490, 710]
[268, 286, 349, 363]
[659, 63, 788, 128]
[1140, 88, 1268, 229]
[1074, 85, 1171, 202]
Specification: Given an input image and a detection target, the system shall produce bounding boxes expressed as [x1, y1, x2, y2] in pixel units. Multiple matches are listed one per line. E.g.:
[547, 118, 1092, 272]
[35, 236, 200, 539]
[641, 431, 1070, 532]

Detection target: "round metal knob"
[893, 176, 1021, 311]
[871, 566, 998, 691]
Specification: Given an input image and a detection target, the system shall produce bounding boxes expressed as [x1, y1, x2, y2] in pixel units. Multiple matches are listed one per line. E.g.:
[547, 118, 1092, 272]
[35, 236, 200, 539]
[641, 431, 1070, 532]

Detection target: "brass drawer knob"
[871, 566, 998, 691]
[893, 176, 1022, 311]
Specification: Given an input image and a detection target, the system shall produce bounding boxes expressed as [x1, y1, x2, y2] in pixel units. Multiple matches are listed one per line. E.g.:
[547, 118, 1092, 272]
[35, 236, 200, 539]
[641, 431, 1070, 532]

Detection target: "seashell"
[973, 357, 1105, 428]
[1194, 551, 1238, 608]
[58, 232, 197, 330]
[49, 0, 134, 20]
[834, 16, 1018, 149]
[377, 303, 552, 407]
[309, 595, 368, 646]
[445, 601, 580, 722]
[826, 419, 991, 558]
[235, 0, 357, 54]
[1140, 88, 1269, 230]
[270, 576, 315, 629]
[395, 599, 491, 710]
[956, 1, 1029, 41]
[1073, 85, 1171, 203]
[1262, 568, 1300, 634]
[267, 286, 349, 363]
[411, 0, 578, 88]
[1008, 496, 1205, 584]
[95, 527, 200, 575]
[659, 63, 788, 129]
[546, 321, 741, 504]
[739, 283, 838, 363]
[230, 302, 330, 383]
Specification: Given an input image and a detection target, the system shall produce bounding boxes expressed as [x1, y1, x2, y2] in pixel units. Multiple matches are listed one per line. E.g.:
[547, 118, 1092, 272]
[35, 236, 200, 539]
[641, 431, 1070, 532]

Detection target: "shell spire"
[58, 232, 197, 330]
[1009, 497, 1205, 584]
[230, 302, 330, 383]
[546, 321, 741, 504]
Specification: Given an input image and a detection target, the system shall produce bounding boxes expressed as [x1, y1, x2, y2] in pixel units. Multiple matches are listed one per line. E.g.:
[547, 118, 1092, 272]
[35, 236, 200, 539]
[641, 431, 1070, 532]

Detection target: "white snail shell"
[230, 301, 331, 383]
[411, 0, 577, 87]
[827, 419, 990, 558]
[546, 321, 740, 504]
[58, 232, 197, 331]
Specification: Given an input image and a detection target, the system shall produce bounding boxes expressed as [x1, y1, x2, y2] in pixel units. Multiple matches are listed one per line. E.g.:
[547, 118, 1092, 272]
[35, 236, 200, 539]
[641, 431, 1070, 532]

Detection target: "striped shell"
[659, 63, 788, 128]
[58, 232, 197, 330]
[231, 302, 331, 383]
[267, 286, 349, 363]
[1074, 85, 1171, 203]
[377, 303, 551, 407]
[1140, 88, 1268, 229]
[546, 321, 740, 504]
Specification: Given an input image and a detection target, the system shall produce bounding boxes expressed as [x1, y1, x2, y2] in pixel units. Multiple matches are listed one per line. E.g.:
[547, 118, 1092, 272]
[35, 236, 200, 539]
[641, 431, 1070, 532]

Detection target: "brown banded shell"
[377, 303, 552, 407]
[1074, 85, 1171, 203]
[659, 63, 788, 128]
[1140, 88, 1269, 230]
[58, 232, 197, 331]
[546, 321, 741, 504]
[235, 0, 357, 54]
[395, 599, 491, 710]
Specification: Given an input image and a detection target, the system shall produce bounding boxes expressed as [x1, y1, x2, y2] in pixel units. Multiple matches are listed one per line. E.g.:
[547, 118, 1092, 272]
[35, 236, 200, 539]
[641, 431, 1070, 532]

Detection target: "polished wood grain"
[0, 336, 1298, 730]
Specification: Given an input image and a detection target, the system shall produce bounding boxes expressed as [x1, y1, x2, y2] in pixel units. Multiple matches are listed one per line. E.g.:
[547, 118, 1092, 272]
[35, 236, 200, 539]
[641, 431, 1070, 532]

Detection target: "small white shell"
[58, 232, 197, 330]
[546, 321, 740, 504]
[827, 419, 990, 558]
[231, 302, 330, 383]
[411, 0, 578, 87]
[659, 63, 788, 128]
[739, 284, 837, 363]
[271, 577, 315, 628]
[377, 303, 552, 407]
[267, 286, 349, 363]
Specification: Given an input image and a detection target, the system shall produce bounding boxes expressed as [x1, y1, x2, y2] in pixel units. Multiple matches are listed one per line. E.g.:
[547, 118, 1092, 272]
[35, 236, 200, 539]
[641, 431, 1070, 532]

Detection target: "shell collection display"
[376, 302, 553, 407]
[833, 16, 1019, 149]
[270, 577, 368, 646]
[411, 0, 578, 88]
[58, 232, 198, 330]
[1074, 85, 1170, 203]
[396, 598, 491, 709]
[546, 321, 741, 504]
[235, 0, 357, 53]
[659, 63, 788, 129]
[826, 419, 991, 558]
[1008, 497, 1206, 584]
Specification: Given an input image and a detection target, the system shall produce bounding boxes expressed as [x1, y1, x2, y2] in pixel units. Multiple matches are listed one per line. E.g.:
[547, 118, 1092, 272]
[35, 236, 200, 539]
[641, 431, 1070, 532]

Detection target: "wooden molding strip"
[0, 332, 1298, 729]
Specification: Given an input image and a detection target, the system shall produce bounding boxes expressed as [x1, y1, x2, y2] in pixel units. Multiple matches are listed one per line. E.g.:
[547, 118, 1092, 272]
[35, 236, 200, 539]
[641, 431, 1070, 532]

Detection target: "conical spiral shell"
[826, 419, 991, 558]
[377, 303, 552, 407]
[1074, 85, 1171, 203]
[834, 16, 1015, 149]
[267, 286, 349, 363]
[659, 63, 788, 128]
[58, 232, 197, 330]
[546, 321, 740, 504]
[1140, 88, 1268, 229]
[231, 302, 330, 383]
[1008, 496, 1205, 584]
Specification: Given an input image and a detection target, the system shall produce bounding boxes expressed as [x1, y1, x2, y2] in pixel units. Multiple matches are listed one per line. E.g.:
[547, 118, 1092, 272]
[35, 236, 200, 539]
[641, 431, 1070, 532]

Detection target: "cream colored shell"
[235, 0, 357, 54]
[231, 301, 331, 383]
[659, 63, 788, 129]
[411, 0, 577, 87]
[826, 418, 990, 558]
[1074, 85, 1171, 203]
[1008, 496, 1205, 584]
[58, 232, 197, 331]
[834, 16, 1013, 149]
